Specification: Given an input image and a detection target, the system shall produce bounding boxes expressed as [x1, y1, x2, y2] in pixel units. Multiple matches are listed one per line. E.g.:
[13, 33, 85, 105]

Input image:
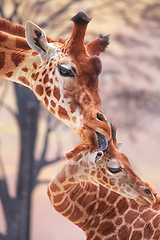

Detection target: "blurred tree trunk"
[15, 84, 40, 240]
[0, 83, 40, 240]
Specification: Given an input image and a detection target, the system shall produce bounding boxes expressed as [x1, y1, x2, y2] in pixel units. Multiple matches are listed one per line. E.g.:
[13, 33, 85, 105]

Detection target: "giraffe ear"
[25, 21, 51, 55]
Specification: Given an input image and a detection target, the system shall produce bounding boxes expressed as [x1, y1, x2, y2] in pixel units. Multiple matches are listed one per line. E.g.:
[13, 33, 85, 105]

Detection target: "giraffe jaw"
[96, 132, 108, 151]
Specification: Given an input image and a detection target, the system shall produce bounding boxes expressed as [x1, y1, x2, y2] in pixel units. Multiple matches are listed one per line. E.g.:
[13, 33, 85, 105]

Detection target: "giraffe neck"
[0, 45, 40, 88]
[48, 180, 160, 240]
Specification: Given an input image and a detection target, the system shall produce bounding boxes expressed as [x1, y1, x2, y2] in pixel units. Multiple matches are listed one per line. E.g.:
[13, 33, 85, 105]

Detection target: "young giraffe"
[47, 125, 159, 240]
[0, 11, 111, 149]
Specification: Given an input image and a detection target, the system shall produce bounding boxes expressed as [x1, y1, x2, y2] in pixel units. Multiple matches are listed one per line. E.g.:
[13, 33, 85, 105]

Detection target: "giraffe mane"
[0, 18, 60, 44]
[0, 18, 26, 37]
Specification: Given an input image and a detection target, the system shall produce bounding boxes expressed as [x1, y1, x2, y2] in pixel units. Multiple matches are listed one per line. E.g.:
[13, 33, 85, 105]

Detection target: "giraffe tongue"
[96, 132, 108, 151]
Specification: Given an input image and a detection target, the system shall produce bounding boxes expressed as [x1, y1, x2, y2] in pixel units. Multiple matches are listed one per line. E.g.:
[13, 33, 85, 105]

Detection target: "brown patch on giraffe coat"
[22, 67, 28, 72]
[55, 76, 58, 82]
[54, 196, 70, 213]
[43, 74, 49, 84]
[124, 210, 139, 224]
[50, 182, 60, 192]
[153, 214, 160, 228]
[86, 231, 95, 239]
[11, 52, 25, 67]
[118, 225, 129, 240]
[32, 51, 38, 56]
[63, 183, 73, 191]
[101, 168, 106, 175]
[133, 219, 145, 228]
[117, 198, 129, 215]
[91, 216, 100, 228]
[72, 117, 77, 123]
[153, 229, 160, 239]
[103, 206, 116, 220]
[130, 199, 139, 210]
[140, 209, 157, 222]
[32, 62, 37, 69]
[115, 217, 123, 226]
[77, 193, 97, 207]
[98, 185, 108, 198]
[91, 171, 96, 176]
[6, 71, 13, 78]
[52, 69, 55, 75]
[97, 201, 109, 214]
[53, 193, 65, 204]
[36, 85, 43, 96]
[97, 221, 115, 236]
[109, 179, 115, 186]
[107, 192, 120, 204]
[49, 78, 53, 84]
[62, 205, 73, 217]
[18, 76, 30, 86]
[58, 105, 70, 121]
[44, 97, 49, 107]
[139, 205, 147, 213]
[51, 100, 56, 108]
[47, 186, 51, 199]
[0, 51, 5, 70]
[144, 223, 154, 239]
[93, 236, 101, 240]
[50, 107, 55, 115]
[86, 203, 97, 216]
[42, 68, 47, 76]
[69, 205, 83, 222]
[0, 32, 8, 42]
[69, 99, 77, 113]
[32, 72, 39, 81]
[130, 230, 142, 240]
[53, 86, 60, 101]
[46, 87, 51, 97]
[16, 37, 30, 50]
[97, 171, 102, 178]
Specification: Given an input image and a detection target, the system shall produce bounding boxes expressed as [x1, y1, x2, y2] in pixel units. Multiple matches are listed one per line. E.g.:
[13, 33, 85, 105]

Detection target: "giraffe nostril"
[96, 113, 106, 122]
[144, 188, 153, 196]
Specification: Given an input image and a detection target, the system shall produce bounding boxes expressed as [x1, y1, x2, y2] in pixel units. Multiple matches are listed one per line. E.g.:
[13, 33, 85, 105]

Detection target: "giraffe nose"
[96, 112, 107, 122]
[144, 187, 153, 197]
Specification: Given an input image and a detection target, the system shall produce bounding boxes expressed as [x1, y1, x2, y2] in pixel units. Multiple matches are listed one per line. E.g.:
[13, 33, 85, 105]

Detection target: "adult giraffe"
[47, 125, 159, 239]
[0, 11, 111, 150]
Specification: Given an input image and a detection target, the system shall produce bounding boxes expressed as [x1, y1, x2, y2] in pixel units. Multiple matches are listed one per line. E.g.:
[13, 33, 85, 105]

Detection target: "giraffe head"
[66, 124, 156, 205]
[25, 11, 111, 150]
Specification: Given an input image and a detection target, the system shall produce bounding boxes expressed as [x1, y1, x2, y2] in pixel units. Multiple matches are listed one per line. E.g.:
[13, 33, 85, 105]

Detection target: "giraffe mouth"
[136, 195, 156, 205]
[96, 132, 108, 151]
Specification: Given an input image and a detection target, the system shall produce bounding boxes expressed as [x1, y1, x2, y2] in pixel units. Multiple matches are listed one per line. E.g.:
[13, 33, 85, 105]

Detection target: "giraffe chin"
[136, 195, 156, 206]
[96, 132, 108, 151]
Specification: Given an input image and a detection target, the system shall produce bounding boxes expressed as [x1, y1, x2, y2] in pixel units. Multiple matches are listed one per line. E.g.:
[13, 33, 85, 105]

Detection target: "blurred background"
[0, 0, 160, 239]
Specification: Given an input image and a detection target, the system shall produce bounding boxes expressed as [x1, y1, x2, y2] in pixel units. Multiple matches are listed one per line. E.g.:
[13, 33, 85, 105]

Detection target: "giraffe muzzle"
[136, 187, 156, 205]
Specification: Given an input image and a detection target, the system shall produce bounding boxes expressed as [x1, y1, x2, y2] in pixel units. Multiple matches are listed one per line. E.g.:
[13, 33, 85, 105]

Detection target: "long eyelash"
[57, 64, 74, 77]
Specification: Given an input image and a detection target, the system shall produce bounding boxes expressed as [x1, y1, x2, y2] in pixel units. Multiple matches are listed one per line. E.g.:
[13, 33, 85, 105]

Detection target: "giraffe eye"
[58, 64, 74, 77]
[108, 167, 122, 174]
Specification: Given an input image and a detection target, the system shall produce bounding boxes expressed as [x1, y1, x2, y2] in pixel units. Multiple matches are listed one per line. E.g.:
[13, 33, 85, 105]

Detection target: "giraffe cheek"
[79, 127, 98, 148]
